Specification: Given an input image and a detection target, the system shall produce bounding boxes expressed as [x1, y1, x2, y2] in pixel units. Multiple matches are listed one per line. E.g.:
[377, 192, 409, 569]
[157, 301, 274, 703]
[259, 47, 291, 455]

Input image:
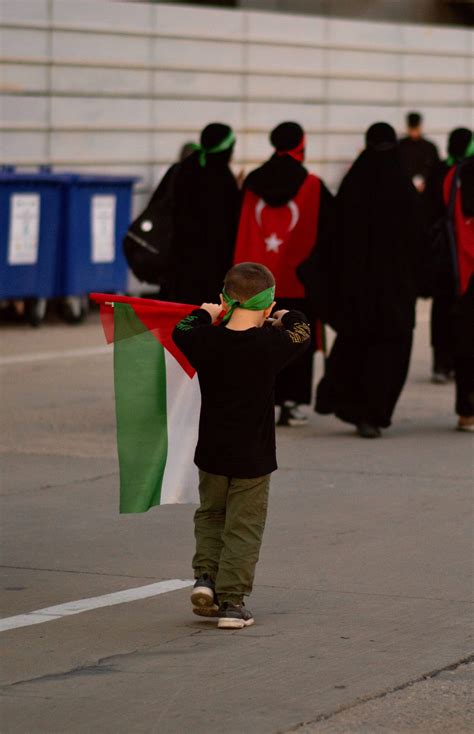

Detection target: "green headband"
[222, 285, 275, 323]
[447, 136, 474, 167]
[192, 130, 236, 168]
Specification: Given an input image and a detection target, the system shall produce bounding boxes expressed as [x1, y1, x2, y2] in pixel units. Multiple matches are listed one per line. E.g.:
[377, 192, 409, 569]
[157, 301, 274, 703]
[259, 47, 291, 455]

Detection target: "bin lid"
[0, 172, 74, 183]
[0, 172, 140, 184]
[67, 174, 140, 185]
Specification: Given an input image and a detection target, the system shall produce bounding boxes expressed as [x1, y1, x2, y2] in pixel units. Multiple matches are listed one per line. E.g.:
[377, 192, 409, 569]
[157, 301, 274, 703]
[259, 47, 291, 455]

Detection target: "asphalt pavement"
[0, 301, 472, 733]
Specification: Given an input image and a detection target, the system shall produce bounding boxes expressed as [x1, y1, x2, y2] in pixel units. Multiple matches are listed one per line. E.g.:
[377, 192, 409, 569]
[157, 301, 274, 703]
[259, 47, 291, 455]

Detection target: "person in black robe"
[235, 122, 334, 426]
[453, 275, 474, 432]
[164, 123, 240, 305]
[424, 128, 472, 383]
[314, 122, 424, 438]
[399, 112, 440, 194]
[439, 149, 474, 431]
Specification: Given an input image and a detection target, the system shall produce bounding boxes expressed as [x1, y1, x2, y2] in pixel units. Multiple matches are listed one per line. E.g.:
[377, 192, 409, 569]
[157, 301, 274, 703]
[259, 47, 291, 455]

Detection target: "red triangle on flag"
[93, 294, 198, 378]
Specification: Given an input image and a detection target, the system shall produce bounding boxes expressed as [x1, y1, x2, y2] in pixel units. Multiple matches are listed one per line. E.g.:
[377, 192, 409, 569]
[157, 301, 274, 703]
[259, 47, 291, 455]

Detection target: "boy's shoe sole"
[193, 605, 219, 618]
[191, 585, 215, 608]
[217, 617, 255, 629]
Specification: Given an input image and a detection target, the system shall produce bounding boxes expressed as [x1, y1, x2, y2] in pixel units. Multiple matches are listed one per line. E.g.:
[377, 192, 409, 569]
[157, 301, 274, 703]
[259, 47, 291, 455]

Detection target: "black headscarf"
[270, 121, 304, 151]
[327, 122, 423, 338]
[168, 123, 240, 303]
[366, 121, 397, 150]
[424, 128, 473, 225]
[448, 127, 472, 163]
[245, 121, 307, 207]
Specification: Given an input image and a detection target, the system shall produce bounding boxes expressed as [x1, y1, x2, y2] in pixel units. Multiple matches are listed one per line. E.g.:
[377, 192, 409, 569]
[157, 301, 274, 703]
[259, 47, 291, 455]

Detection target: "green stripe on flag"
[114, 303, 168, 513]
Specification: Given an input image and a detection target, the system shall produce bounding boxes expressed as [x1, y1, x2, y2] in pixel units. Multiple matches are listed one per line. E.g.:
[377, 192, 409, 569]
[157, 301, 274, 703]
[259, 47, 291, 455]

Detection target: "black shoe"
[356, 422, 381, 439]
[277, 402, 308, 427]
[191, 574, 219, 616]
[217, 601, 254, 629]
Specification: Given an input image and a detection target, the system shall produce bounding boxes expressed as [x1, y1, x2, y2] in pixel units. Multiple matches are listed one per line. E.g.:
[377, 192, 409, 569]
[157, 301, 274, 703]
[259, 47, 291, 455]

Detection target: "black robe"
[453, 276, 474, 417]
[398, 136, 440, 185]
[451, 160, 474, 416]
[244, 155, 334, 405]
[314, 145, 423, 428]
[165, 150, 240, 305]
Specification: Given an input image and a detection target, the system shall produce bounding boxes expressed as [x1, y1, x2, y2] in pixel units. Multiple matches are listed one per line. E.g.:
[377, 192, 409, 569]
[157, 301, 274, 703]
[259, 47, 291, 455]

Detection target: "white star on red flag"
[265, 233, 283, 252]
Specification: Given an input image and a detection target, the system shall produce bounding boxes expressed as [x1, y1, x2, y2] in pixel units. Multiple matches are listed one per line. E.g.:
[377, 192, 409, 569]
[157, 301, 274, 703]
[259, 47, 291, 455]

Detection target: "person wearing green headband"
[220, 284, 275, 323]
[425, 128, 473, 384]
[442, 137, 474, 432]
[446, 131, 474, 167]
[173, 262, 311, 629]
[158, 122, 240, 305]
[191, 129, 236, 168]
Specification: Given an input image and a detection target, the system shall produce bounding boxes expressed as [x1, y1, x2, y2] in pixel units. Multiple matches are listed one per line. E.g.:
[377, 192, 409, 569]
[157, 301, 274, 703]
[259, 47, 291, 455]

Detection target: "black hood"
[245, 154, 307, 207]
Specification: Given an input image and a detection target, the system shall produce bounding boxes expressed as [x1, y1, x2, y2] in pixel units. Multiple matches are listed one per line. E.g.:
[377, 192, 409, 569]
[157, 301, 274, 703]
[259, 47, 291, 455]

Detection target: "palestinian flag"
[91, 293, 201, 513]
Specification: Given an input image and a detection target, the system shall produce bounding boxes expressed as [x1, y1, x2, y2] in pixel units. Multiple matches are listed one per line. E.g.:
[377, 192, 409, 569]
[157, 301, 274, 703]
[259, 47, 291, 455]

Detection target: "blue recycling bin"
[0, 171, 66, 300]
[60, 175, 138, 297]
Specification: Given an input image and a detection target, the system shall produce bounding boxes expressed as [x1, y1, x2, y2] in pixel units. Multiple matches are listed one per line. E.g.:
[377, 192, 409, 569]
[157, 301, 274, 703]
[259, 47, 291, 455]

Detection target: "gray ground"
[0, 301, 472, 734]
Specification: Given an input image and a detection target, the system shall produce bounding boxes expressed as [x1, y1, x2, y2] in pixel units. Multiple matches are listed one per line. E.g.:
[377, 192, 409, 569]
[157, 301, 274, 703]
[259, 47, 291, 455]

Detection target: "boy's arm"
[172, 308, 213, 365]
[269, 309, 311, 371]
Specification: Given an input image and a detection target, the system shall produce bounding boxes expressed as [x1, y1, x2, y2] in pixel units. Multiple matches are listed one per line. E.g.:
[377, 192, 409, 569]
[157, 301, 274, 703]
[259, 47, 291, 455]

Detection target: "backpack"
[123, 163, 180, 284]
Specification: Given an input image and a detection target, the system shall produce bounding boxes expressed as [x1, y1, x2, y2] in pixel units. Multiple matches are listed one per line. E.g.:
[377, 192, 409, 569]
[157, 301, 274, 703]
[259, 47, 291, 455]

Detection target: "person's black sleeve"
[430, 140, 441, 165]
[268, 309, 311, 372]
[424, 163, 447, 226]
[408, 188, 433, 299]
[172, 308, 212, 367]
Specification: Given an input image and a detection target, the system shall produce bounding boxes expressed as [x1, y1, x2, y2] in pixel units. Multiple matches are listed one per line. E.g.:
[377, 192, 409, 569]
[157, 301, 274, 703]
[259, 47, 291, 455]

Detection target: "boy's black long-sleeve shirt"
[172, 309, 310, 478]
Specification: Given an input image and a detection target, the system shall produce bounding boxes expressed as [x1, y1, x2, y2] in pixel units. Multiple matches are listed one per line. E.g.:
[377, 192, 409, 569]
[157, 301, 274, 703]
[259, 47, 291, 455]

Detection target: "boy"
[172, 262, 310, 629]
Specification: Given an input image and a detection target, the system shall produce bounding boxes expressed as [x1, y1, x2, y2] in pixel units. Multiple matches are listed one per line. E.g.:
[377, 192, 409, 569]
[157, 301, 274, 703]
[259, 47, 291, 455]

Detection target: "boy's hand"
[200, 303, 222, 323]
[271, 309, 289, 327]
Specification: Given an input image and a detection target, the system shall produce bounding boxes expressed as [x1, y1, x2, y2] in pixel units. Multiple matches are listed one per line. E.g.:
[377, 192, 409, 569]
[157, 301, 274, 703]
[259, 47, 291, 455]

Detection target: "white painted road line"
[0, 345, 111, 366]
[0, 579, 194, 632]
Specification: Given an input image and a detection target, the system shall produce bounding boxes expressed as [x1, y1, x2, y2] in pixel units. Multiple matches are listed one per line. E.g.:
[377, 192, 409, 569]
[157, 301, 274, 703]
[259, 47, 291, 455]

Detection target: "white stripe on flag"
[160, 350, 201, 504]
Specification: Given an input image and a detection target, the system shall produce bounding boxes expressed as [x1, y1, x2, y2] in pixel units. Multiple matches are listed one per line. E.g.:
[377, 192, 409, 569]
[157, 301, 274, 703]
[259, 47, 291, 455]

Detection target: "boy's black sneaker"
[217, 601, 254, 629]
[191, 574, 219, 617]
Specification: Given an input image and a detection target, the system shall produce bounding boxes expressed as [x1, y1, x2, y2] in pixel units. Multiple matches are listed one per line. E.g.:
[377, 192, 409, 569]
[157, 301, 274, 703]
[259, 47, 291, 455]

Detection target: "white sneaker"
[277, 402, 308, 427]
[456, 417, 474, 432]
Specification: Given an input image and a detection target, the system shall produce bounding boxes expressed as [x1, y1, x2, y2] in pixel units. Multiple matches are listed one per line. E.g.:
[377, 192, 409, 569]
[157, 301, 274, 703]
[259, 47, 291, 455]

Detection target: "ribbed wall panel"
[1, 0, 472, 201]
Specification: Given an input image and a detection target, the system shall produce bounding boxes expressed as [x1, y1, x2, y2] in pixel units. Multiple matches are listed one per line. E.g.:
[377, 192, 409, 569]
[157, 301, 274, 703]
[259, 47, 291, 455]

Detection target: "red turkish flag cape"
[444, 166, 474, 296]
[234, 174, 321, 298]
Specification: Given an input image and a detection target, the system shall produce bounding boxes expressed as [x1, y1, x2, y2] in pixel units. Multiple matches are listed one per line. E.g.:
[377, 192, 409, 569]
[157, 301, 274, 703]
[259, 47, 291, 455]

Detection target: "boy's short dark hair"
[407, 112, 422, 128]
[224, 262, 275, 302]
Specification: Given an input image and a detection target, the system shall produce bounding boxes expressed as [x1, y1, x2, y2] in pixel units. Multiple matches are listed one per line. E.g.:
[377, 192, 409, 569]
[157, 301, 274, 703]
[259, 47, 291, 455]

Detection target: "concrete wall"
[237, 0, 474, 26]
[1, 0, 473, 214]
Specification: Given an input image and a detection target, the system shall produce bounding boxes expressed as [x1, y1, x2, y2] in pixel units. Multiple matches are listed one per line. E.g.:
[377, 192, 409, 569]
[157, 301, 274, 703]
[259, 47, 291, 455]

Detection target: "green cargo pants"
[193, 470, 271, 603]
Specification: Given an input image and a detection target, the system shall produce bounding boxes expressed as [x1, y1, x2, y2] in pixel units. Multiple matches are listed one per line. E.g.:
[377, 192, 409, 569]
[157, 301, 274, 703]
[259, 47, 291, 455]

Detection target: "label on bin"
[8, 194, 40, 265]
[91, 195, 116, 263]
